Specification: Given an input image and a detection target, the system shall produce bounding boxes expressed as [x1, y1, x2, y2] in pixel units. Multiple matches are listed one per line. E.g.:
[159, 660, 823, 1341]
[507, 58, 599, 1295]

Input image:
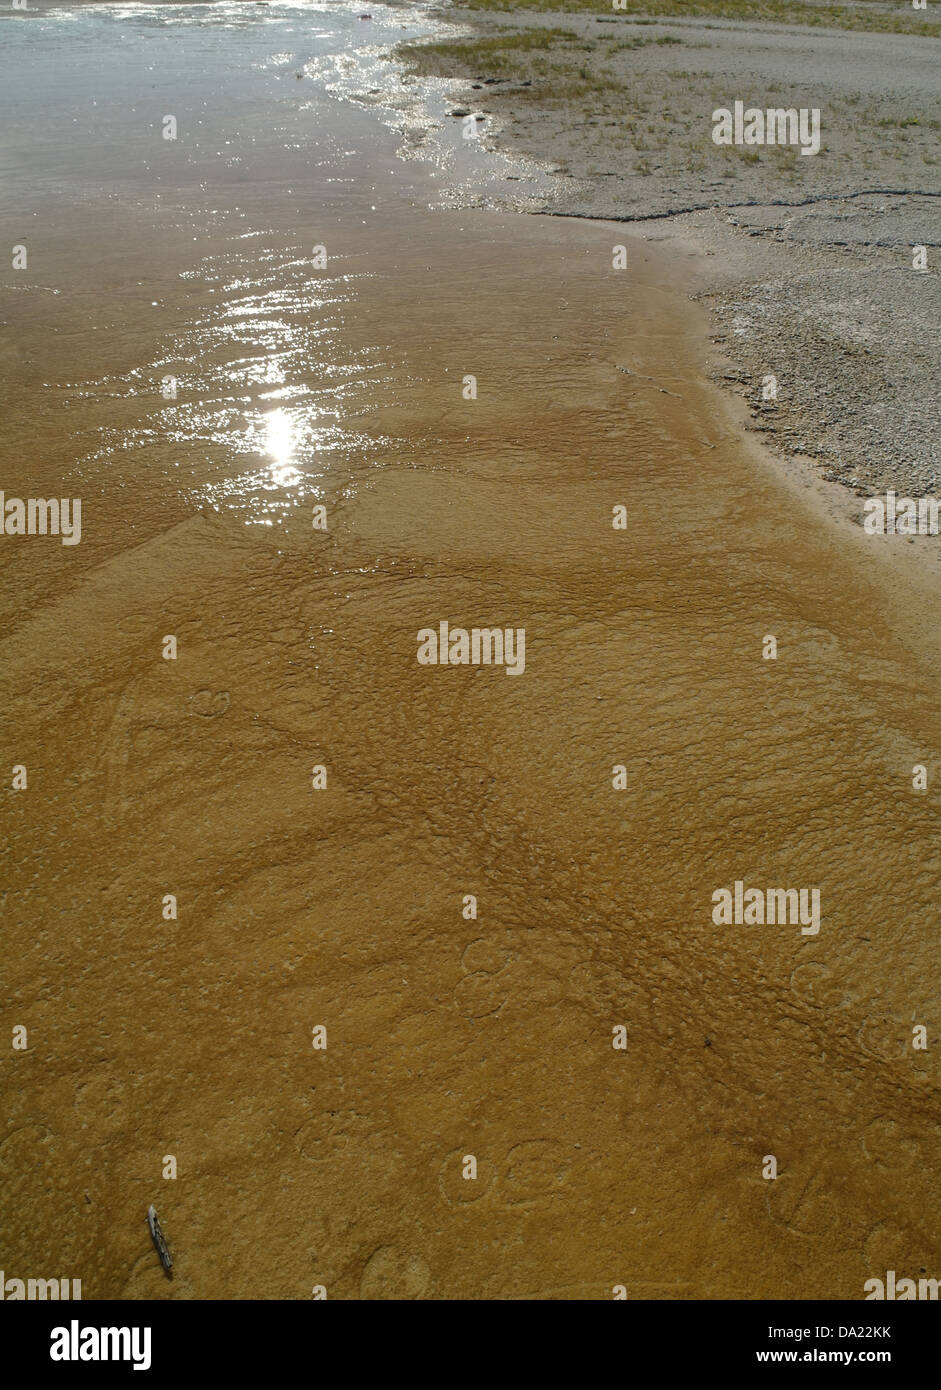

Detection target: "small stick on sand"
[146, 1205, 173, 1277]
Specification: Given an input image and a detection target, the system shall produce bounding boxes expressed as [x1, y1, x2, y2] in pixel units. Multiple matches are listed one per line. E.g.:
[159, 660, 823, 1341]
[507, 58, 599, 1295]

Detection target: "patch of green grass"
[400, 27, 601, 89]
[458, 0, 941, 39]
[611, 33, 684, 49]
[398, 26, 696, 99]
[771, 145, 798, 172]
[399, 29, 633, 101]
[402, 26, 580, 71]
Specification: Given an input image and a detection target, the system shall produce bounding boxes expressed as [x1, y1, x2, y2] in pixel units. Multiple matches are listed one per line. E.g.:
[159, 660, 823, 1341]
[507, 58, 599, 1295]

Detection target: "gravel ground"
[392, 2, 941, 499]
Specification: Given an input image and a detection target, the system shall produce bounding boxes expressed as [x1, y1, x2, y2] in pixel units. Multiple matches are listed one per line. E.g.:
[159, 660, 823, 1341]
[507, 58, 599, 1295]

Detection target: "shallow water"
[1, 2, 940, 1300]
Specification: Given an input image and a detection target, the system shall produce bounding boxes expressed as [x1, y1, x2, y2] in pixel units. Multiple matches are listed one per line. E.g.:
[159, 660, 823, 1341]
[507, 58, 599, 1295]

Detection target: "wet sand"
[2, 2, 940, 1300]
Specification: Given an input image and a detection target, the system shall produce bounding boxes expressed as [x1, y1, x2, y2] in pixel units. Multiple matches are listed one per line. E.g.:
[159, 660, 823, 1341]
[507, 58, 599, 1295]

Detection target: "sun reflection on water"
[65, 235, 397, 529]
[263, 406, 302, 487]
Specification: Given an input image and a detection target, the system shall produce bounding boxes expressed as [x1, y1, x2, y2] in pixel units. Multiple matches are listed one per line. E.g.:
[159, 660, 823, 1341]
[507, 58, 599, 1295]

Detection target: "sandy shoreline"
[388, 2, 940, 510]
